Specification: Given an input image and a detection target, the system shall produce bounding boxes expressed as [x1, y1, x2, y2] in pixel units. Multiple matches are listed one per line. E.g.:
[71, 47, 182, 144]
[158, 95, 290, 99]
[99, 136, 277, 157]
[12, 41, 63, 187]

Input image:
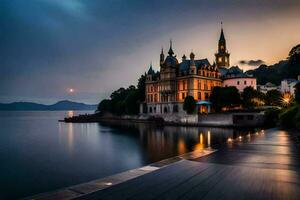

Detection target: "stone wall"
[198, 113, 264, 127]
[162, 114, 198, 125]
[198, 113, 233, 126]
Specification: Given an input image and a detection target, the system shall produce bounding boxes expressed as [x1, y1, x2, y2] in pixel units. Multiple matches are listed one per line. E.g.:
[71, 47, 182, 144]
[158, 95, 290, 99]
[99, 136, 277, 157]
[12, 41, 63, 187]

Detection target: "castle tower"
[189, 52, 196, 75]
[215, 23, 230, 68]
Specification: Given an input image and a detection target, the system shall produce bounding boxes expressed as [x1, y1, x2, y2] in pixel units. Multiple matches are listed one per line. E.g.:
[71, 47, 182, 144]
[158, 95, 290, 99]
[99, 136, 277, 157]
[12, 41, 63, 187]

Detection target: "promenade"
[33, 128, 300, 200]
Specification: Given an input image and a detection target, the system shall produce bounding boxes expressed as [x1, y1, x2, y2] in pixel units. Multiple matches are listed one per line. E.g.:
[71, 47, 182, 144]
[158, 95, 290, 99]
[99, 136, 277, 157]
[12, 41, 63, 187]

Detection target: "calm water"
[0, 111, 257, 199]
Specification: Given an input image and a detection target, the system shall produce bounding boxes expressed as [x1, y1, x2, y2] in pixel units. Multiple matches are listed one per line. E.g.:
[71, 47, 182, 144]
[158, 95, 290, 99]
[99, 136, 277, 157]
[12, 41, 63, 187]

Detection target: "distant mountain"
[0, 100, 97, 111]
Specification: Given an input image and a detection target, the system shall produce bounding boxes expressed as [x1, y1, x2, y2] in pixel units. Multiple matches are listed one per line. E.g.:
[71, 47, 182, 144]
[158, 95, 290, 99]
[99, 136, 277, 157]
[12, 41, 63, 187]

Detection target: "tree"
[241, 87, 265, 109]
[210, 87, 223, 112]
[223, 86, 241, 109]
[245, 44, 300, 85]
[97, 73, 147, 116]
[124, 90, 140, 114]
[183, 96, 196, 114]
[97, 99, 112, 112]
[295, 82, 300, 105]
[210, 86, 241, 111]
[265, 89, 281, 106]
[137, 74, 146, 102]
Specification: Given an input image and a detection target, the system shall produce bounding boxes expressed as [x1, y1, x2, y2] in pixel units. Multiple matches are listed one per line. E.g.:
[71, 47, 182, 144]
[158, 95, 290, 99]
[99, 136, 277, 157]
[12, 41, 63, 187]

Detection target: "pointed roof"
[168, 40, 174, 55]
[219, 28, 225, 41]
[219, 22, 225, 41]
[160, 48, 164, 55]
[147, 63, 155, 75]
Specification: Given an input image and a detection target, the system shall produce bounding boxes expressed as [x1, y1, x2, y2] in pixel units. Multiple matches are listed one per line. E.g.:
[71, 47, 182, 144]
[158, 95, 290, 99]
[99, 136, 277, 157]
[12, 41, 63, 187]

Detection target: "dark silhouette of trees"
[97, 74, 146, 115]
[210, 86, 241, 111]
[265, 89, 281, 106]
[241, 87, 265, 109]
[246, 44, 300, 85]
[183, 96, 196, 114]
[295, 82, 300, 105]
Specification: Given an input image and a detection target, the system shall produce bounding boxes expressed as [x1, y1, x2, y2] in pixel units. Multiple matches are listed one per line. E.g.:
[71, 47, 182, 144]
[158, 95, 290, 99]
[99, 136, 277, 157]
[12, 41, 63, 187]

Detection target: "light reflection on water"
[0, 111, 259, 199]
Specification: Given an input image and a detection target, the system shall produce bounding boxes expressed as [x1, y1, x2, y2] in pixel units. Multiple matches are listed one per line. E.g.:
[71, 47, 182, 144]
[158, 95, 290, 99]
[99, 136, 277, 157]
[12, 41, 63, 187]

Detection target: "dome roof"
[165, 55, 178, 67]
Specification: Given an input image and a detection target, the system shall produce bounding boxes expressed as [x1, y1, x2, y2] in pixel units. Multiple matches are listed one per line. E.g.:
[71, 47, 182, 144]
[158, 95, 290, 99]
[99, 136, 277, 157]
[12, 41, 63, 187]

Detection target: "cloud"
[239, 59, 265, 66]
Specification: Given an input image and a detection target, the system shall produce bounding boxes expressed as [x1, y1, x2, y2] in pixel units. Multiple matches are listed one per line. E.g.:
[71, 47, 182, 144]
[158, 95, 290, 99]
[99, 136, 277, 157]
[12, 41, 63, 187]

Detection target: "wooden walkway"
[74, 129, 300, 200]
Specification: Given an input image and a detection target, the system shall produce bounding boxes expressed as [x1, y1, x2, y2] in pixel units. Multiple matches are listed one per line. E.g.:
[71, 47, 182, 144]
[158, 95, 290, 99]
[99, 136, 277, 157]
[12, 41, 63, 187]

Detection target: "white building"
[221, 66, 257, 92]
[281, 77, 300, 96]
[257, 82, 280, 94]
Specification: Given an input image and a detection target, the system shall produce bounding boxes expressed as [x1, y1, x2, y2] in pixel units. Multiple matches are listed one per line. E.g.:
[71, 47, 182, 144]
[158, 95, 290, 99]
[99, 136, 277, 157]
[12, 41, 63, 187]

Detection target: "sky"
[1, 0, 300, 104]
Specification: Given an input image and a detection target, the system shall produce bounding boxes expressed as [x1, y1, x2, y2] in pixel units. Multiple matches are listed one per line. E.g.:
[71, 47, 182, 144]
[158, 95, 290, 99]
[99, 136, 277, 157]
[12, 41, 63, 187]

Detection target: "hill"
[0, 100, 97, 111]
[246, 44, 300, 85]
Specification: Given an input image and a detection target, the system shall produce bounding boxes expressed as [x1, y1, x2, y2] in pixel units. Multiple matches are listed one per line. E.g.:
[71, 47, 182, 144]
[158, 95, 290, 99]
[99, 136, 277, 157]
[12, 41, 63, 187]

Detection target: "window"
[244, 81, 247, 85]
[198, 92, 201, 100]
[182, 93, 185, 100]
[218, 57, 222, 62]
[237, 81, 240, 85]
[204, 80, 208, 90]
[205, 92, 209, 100]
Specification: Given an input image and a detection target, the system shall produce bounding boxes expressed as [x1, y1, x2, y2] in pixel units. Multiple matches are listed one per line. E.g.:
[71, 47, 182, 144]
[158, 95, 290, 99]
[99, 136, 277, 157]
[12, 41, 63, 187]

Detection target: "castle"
[142, 27, 231, 115]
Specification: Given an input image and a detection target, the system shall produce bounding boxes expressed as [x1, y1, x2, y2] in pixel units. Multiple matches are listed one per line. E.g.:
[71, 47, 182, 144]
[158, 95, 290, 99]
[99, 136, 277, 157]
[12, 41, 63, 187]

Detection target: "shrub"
[279, 105, 299, 128]
[183, 96, 196, 114]
[264, 108, 281, 127]
[295, 82, 300, 105]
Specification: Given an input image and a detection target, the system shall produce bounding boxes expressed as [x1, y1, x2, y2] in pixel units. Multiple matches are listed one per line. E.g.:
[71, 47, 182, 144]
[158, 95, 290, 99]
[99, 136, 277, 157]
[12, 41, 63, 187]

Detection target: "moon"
[68, 88, 74, 93]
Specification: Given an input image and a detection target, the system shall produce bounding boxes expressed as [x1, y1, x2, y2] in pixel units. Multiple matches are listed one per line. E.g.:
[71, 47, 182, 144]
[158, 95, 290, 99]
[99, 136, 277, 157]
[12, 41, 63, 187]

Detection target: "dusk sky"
[1, 0, 300, 104]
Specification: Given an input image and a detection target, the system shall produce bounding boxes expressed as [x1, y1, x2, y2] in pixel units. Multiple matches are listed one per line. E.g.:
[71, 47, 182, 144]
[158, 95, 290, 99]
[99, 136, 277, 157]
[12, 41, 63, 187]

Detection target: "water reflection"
[98, 121, 259, 163]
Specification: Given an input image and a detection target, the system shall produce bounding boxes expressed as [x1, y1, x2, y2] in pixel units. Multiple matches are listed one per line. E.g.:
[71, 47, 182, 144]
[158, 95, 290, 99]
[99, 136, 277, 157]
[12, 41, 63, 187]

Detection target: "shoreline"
[61, 112, 265, 128]
[27, 148, 217, 200]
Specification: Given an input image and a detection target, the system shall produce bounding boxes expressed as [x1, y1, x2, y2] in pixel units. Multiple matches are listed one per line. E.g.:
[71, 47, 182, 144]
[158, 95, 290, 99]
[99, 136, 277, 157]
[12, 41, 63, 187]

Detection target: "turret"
[168, 40, 174, 56]
[189, 52, 196, 75]
[160, 48, 165, 66]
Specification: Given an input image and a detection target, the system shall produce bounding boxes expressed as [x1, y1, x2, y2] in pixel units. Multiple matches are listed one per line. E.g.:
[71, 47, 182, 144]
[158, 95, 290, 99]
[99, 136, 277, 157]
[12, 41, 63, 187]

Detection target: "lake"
[0, 111, 258, 199]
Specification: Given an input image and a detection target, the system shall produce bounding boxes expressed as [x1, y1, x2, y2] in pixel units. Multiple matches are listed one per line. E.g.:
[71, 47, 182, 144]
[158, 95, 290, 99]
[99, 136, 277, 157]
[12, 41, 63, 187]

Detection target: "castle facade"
[142, 27, 230, 115]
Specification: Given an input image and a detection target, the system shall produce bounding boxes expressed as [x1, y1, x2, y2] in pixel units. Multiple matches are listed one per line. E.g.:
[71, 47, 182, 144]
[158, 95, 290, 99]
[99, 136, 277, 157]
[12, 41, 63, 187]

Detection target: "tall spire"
[168, 40, 174, 56]
[219, 22, 225, 42]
